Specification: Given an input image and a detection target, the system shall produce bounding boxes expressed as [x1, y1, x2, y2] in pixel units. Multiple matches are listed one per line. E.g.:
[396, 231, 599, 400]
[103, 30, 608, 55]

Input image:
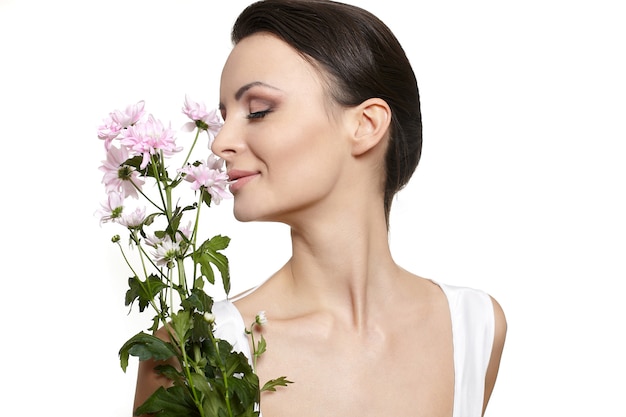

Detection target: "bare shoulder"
[487, 294, 507, 355]
[483, 294, 507, 414]
[489, 295, 507, 340]
[399, 269, 448, 299]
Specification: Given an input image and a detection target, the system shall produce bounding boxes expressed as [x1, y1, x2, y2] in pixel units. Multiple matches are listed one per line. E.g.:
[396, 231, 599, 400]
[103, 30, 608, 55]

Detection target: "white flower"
[152, 237, 180, 266]
[177, 221, 194, 242]
[255, 311, 267, 326]
[144, 234, 162, 248]
[203, 312, 216, 324]
[118, 207, 146, 228]
[98, 191, 124, 225]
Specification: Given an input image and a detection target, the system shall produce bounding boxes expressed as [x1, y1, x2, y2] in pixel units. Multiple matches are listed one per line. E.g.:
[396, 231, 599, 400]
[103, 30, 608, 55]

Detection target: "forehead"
[220, 33, 325, 98]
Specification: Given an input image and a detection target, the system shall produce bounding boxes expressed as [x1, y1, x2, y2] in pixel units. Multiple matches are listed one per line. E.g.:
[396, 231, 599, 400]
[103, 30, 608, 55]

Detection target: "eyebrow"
[219, 81, 282, 111]
[235, 81, 281, 100]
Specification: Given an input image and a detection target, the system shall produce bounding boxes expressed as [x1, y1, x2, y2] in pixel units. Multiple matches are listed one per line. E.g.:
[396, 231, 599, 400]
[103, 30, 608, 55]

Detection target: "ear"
[349, 98, 392, 156]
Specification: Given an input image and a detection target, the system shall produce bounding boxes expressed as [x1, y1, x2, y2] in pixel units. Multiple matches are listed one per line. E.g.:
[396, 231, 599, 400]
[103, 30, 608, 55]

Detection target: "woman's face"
[213, 33, 352, 224]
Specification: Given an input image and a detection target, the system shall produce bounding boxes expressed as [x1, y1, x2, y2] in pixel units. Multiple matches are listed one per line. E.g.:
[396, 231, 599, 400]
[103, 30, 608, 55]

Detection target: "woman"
[135, 1, 506, 416]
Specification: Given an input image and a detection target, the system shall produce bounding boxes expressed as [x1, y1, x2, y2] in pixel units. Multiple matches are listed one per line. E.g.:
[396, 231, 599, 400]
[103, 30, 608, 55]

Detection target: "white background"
[1, 0, 624, 415]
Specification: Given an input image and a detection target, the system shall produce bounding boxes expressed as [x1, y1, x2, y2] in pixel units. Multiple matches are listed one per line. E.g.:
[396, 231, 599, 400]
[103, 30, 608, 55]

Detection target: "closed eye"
[247, 109, 272, 120]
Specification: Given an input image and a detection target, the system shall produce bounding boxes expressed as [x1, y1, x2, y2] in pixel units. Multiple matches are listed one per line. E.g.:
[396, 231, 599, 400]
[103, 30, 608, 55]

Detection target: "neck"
[282, 205, 399, 330]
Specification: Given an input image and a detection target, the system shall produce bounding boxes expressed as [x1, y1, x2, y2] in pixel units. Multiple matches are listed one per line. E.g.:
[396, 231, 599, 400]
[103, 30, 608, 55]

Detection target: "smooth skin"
[134, 33, 507, 417]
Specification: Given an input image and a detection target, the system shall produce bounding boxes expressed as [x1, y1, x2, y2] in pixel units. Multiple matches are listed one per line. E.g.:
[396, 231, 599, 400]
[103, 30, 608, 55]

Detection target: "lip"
[227, 169, 260, 193]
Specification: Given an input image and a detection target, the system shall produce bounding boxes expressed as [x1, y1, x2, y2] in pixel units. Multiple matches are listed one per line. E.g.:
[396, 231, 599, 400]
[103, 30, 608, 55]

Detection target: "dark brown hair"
[232, 0, 422, 225]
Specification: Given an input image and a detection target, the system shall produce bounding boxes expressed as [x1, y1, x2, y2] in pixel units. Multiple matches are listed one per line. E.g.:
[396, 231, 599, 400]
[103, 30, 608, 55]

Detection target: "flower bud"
[203, 312, 215, 324]
[111, 235, 121, 243]
[255, 311, 267, 326]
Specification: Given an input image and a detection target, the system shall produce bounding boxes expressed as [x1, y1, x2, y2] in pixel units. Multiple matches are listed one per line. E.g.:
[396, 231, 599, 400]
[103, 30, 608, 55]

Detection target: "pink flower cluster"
[97, 97, 230, 226]
[98, 100, 182, 170]
[97, 101, 146, 150]
[178, 154, 231, 205]
[181, 94, 223, 142]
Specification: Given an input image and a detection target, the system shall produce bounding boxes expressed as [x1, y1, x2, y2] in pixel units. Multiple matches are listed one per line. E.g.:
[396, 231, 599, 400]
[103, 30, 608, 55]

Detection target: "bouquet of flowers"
[97, 97, 290, 416]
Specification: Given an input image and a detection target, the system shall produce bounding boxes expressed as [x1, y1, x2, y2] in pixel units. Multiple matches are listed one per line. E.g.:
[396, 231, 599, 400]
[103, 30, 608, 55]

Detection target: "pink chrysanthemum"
[177, 221, 194, 242]
[98, 101, 145, 150]
[118, 206, 146, 228]
[181, 95, 223, 141]
[152, 236, 180, 267]
[179, 156, 232, 205]
[98, 191, 125, 225]
[111, 100, 145, 129]
[99, 145, 145, 199]
[97, 116, 122, 150]
[121, 114, 182, 169]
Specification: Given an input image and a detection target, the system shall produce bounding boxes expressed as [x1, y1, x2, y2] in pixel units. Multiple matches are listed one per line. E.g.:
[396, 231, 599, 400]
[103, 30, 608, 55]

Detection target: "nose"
[211, 118, 243, 161]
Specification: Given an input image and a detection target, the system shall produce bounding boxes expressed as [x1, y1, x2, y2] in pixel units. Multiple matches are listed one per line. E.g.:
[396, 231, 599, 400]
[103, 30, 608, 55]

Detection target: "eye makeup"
[220, 81, 283, 121]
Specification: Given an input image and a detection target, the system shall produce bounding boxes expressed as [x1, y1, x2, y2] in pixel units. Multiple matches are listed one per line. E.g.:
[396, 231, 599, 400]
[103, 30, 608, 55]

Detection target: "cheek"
[248, 107, 347, 198]
[271, 128, 338, 180]
[274, 137, 345, 202]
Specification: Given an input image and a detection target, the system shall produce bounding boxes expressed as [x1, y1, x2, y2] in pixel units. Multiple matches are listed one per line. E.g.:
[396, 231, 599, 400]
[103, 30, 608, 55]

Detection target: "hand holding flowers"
[97, 97, 290, 416]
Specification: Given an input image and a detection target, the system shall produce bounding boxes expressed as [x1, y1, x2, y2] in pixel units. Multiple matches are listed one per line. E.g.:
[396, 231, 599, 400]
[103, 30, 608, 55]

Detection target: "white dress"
[212, 281, 495, 417]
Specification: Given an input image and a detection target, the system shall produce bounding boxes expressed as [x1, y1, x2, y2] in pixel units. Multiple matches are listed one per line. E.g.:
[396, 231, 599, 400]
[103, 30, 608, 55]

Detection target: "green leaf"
[190, 312, 211, 342]
[167, 211, 183, 239]
[194, 252, 215, 285]
[192, 235, 231, 294]
[170, 310, 193, 343]
[181, 288, 214, 313]
[189, 372, 213, 399]
[123, 155, 145, 172]
[227, 373, 260, 410]
[207, 234, 230, 251]
[146, 316, 157, 334]
[124, 277, 140, 308]
[125, 274, 166, 312]
[143, 212, 160, 227]
[194, 276, 205, 290]
[216, 339, 240, 366]
[153, 364, 185, 386]
[134, 386, 200, 417]
[201, 189, 213, 207]
[255, 334, 267, 357]
[119, 331, 177, 372]
[261, 376, 294, 392]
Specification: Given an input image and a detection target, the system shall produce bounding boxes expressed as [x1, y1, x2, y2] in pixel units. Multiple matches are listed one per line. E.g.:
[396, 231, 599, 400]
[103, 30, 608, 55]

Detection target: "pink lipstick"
[227, 170, 260, 193]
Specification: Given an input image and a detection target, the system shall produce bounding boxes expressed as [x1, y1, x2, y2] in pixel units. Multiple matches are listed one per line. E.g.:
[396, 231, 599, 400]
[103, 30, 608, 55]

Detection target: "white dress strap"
[212, 299, 253, 362]
[435, 282, 495, 417]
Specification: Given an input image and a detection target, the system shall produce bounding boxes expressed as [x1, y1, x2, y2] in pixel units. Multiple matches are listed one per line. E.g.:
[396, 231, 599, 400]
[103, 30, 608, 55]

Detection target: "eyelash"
[247, 109, 272, 120]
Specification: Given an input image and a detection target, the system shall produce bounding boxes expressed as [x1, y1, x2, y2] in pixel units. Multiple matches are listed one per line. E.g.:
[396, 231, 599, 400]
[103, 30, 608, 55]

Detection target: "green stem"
[163, 327, 206, 417]
[117, 232, 171, 327]
[249, 326, 259, 371]
[115, 240, 139, 278]
[150, 156, 169, 216]
[176, 257, 188, 294]
[132, 180, 163, 212]
[136, 243, 169, 282]
[209, 331, 234, 417]
[190, 191, 204, 281]
[173, 128, 202, 184]
[162, 153, 173, 220]
[246, 321, 265, 411]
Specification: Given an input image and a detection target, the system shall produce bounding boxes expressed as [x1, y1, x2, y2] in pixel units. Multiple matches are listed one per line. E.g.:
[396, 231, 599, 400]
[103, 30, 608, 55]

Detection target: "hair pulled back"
[232, 0, 422, 224]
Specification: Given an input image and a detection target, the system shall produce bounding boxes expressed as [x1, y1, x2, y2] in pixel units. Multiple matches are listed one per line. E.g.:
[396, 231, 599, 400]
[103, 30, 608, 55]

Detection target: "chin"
[233, 210, 255, 223]
[233, 203, 286, 225]
[232, 203, 264, 223]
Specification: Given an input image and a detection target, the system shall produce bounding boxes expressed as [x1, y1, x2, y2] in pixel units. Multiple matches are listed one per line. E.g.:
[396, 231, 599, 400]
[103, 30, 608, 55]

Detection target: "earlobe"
[351, 98, 391, 156]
